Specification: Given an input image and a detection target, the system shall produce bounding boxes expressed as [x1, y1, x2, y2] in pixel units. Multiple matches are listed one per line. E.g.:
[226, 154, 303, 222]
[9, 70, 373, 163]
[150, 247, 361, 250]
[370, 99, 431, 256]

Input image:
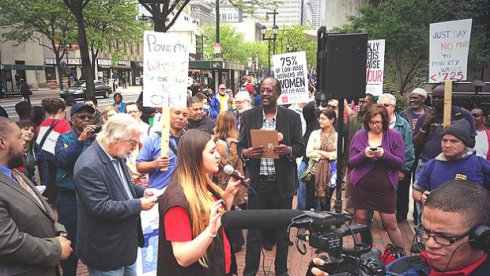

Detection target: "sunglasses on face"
[77, 115, 94, 120]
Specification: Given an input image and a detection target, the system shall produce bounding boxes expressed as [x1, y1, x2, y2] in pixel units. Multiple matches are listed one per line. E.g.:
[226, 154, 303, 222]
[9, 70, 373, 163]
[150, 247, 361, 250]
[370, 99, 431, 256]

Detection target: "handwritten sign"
[143, 31, 189, 108]
[366, 39, 385, 96]
[136, 205, 159, 276]
[272, 51, 309, 105]
[429, 19, 472, 83]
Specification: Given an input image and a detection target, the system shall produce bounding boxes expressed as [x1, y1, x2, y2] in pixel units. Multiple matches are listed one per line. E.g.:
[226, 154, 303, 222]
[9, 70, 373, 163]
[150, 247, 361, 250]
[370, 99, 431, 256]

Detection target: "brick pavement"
[74, 196, 417, 276]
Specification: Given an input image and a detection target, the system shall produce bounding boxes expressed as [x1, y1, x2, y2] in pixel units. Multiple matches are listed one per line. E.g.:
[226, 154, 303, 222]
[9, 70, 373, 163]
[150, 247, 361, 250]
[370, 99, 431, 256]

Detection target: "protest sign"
[143, 31, 189, 108]
[366, 39, 385, 96]
[272, 51, 310, 105]
[136, 204, 159, 276]
[429, 19, 472, 83]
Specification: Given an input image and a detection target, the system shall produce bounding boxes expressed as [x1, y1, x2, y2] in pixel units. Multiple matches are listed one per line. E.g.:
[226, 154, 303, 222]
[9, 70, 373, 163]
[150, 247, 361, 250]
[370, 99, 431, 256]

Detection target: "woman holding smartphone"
[157, 129, 241, 275]
[348, 105, 406, 250]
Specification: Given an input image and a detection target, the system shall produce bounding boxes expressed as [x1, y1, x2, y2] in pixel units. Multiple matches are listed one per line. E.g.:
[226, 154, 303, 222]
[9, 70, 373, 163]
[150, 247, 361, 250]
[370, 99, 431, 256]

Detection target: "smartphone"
[94, 125, 103, 133]
[370, 147, 378, 151]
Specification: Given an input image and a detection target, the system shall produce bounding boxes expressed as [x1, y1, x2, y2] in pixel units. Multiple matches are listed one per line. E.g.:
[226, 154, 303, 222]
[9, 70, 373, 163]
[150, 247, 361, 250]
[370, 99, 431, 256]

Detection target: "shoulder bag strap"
[38, 120, 59, 149]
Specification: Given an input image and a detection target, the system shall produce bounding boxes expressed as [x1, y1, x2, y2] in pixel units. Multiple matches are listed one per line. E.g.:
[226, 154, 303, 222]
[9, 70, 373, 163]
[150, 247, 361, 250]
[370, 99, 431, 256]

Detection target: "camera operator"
[53, 102, 97, 276]
[387, 180, 490, 274]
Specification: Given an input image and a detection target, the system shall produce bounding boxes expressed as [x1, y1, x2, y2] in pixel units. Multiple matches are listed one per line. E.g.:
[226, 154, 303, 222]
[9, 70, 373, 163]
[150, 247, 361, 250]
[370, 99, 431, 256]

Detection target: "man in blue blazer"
[74, 113, 158, 275]
[238, 77, 305, 276]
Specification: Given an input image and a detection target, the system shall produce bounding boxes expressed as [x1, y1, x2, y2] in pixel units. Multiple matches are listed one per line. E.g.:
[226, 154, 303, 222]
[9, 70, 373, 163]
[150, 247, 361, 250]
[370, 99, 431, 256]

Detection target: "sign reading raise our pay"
[143, 31, 189, 108]
[366, 39, 385, 96]
[429, 19, 472, 83]
[272, 51, 309, 105]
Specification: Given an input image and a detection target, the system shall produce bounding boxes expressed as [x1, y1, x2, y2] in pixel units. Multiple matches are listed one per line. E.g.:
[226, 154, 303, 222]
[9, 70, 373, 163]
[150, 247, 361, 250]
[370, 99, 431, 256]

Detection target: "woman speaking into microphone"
[157, 129, 241, 275]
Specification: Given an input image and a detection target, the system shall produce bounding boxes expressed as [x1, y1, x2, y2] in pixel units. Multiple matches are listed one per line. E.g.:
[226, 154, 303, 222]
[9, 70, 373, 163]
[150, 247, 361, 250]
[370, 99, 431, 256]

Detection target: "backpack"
[380, 244, 405, 265]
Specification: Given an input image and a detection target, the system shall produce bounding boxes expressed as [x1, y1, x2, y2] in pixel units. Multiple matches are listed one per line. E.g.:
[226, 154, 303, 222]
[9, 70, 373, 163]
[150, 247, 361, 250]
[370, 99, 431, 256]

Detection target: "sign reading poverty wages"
[143, 31, 189, 108]
[366, 39, 385, 96]
[429, 19, 472, 83]
[272, 51, 309, 105]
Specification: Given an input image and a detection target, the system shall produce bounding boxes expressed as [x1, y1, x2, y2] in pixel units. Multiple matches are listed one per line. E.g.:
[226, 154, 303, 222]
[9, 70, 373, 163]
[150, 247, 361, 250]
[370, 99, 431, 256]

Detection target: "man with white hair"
[74, 113, 158, 275]
[400, 87, 430, 131]
[378, 93, 415, 223]
[233, 91, 252, 130]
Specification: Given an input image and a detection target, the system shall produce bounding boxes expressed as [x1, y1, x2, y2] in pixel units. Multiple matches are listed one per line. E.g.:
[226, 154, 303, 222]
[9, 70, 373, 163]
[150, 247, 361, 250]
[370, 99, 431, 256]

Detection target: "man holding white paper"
[238, 77, 305, 276]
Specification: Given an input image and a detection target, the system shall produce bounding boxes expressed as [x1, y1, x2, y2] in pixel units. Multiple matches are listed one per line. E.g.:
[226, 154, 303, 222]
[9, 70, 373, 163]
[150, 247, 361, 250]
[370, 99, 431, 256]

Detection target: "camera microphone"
[221, 209, 305, 229]
[223, 165, 257, 196]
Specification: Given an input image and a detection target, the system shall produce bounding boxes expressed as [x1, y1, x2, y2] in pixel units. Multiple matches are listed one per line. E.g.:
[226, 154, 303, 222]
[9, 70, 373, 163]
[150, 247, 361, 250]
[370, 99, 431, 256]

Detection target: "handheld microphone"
[223, 164, 257, 196]
[221, 209, 305, 229]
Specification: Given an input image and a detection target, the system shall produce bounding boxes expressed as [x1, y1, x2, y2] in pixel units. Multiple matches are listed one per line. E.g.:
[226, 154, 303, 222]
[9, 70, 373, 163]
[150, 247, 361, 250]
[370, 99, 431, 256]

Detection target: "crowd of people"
[0, 76, 489, 276]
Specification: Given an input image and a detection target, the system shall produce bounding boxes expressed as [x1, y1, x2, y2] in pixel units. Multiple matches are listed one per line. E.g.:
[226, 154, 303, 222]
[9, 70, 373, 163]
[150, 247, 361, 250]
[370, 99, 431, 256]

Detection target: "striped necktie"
[12, 170, 46, 211]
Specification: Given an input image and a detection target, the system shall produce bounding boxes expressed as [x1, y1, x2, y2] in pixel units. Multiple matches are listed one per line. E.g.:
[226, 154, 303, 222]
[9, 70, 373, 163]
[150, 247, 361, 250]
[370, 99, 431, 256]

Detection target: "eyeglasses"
[369, 121, 382, 126]
[379, 103, 392, 107]
[415, 224, 471, 246]
[260, 88, 275, 95]
[471, 113, 482, 118]
[124, 139, 138, 147]
[77, 115, 94, 120]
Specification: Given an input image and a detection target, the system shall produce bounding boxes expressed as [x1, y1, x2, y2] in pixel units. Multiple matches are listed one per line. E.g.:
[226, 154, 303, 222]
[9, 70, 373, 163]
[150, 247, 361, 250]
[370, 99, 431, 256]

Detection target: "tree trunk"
[75, 15, 95, 97]
[53, 46, 64, 90]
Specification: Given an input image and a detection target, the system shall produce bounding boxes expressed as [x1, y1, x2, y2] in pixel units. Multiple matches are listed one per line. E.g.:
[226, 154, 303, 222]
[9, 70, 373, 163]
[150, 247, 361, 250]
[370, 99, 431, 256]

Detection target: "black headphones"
[469, 224, 490, 251]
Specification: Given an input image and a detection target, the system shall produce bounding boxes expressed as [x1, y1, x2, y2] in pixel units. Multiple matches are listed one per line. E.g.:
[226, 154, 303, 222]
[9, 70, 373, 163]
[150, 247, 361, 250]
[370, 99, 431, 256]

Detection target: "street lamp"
[261, 24, 279, 76]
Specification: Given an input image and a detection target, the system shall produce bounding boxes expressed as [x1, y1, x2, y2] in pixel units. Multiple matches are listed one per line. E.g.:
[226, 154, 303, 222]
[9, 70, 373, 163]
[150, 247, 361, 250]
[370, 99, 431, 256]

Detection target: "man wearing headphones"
[387, 180, 490, 275]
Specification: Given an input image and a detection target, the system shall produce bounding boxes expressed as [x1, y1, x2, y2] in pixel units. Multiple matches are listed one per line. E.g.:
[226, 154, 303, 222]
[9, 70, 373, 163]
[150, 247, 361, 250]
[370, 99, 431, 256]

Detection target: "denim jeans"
[414, 159, 426, 243]
[296, 161, 308, 210]
[88, 262, 137, 276]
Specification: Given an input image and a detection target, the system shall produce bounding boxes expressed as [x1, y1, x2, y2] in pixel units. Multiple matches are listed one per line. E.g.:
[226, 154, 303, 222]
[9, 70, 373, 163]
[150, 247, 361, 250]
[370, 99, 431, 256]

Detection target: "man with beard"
[137, 107, 189, 190]
[186, 96, 214, 134]
[400, 88, 430, 131]
[53, 103, 97, 276]
[0, 117, 73, 275]
[74, 113, 158, 275]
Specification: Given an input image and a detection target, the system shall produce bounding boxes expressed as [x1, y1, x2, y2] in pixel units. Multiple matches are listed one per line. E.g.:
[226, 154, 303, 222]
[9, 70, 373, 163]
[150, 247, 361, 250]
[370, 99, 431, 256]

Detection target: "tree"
[338, 0, 489, 93]
[138, 0, 190, 32]
[200, 23, 250, 64]
[274, 25, 317, 68]
[138, 0, 280, 33]
[84, 0, 144, 79]
[0, 0, 77, 89]
[63, 0, 95, 96]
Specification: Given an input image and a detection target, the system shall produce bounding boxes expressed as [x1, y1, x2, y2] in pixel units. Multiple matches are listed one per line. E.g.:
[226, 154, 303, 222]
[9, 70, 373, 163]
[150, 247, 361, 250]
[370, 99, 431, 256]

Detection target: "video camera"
[288, 211, 385, 276]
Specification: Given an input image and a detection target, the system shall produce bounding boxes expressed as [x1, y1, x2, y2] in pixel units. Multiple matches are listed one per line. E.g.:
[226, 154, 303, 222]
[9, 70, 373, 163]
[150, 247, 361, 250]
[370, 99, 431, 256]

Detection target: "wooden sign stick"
[443, 80, 452, 127]
[160, 107, 170, 171]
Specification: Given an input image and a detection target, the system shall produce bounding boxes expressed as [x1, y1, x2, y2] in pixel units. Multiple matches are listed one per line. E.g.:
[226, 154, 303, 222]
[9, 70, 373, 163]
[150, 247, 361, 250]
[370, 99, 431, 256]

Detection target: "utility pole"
[215, 0, 222, 87]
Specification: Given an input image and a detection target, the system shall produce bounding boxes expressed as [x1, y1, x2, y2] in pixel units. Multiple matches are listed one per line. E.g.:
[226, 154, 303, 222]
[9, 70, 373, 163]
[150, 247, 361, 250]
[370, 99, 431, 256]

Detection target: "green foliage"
[337, 0, 489, 93]
[0, 0, 76, 48]
[274, 25, 317, 68]
[200, 23, 251, 64]
[84, 0, 144, 64]
[453, 95, 490, 113]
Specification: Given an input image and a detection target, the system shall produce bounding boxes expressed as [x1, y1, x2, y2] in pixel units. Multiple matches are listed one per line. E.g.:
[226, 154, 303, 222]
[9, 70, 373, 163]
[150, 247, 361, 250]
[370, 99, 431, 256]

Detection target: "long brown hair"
[214, 111, 238, 140]
[171, 129, 223, 267]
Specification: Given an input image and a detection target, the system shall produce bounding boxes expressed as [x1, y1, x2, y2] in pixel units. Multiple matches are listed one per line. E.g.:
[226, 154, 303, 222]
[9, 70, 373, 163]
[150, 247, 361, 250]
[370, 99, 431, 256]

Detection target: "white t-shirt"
[475, 129, 489, 158]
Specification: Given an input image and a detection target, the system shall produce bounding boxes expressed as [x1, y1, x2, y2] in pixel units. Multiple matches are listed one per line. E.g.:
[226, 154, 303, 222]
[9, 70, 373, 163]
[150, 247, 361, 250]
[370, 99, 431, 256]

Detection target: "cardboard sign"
[365, 39, 385, 96]
[429, 19, 472, 83]
[143, 31, 189, 108]
[272, 51, 309, 105]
